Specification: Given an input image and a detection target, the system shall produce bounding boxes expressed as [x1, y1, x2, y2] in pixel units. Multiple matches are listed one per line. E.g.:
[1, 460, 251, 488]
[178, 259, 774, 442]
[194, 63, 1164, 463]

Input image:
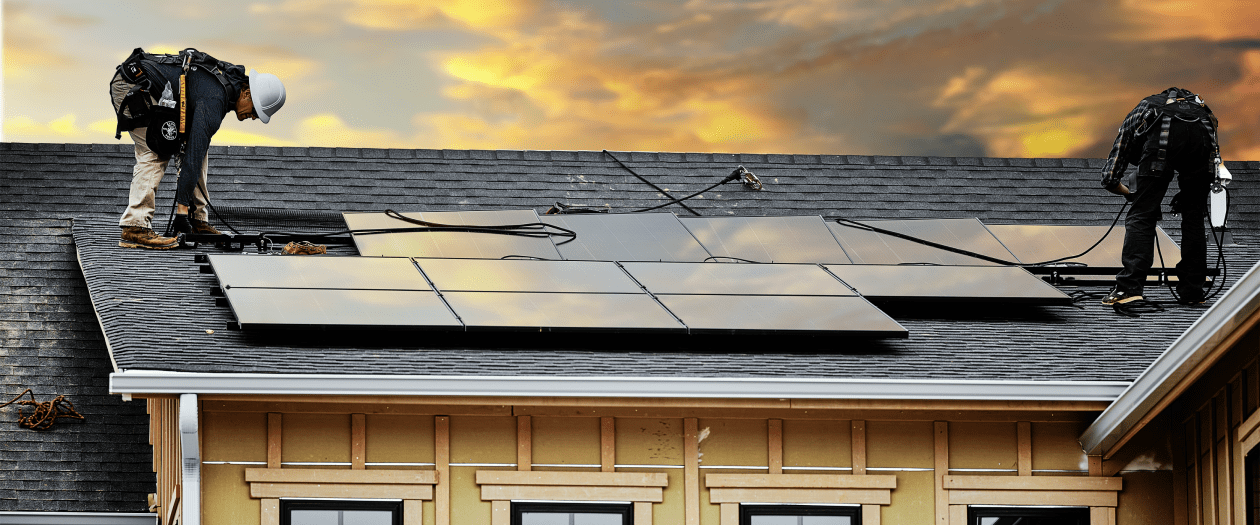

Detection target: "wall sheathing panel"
[1032, 422, 1088, 473]
[450, 416, 516, 464]
[203, 411, 267, 462]
[868, 421, 934, 468]
[884, 471, 935, 525]
[364, 414, 436, 465]
[782, 419, 851, 470]
[949, 422, 1017, 472]
[203, 464, 259, 525]
[282, 413, 351, 464]
[697, 419, 769, 468]
[1117, 471, 1174, 525]
[533, 416, 601, 465]
[616, 418, 685, 465]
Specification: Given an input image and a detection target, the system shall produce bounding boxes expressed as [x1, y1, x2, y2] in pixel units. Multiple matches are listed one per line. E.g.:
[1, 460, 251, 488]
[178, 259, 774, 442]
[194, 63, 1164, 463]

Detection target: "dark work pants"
[1116, 120, 1213, 298]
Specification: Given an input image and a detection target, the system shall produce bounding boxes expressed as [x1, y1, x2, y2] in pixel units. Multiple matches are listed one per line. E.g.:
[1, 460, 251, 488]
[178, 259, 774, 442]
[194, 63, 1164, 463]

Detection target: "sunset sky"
[3, 0, 1258, 159]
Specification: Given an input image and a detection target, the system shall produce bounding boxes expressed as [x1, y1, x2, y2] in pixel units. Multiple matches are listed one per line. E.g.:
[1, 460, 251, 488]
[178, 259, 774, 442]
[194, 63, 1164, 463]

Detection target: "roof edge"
[74, 221, 121, 374]
[110, 371, 1129, 401]
[1080, 259, 1260, 457]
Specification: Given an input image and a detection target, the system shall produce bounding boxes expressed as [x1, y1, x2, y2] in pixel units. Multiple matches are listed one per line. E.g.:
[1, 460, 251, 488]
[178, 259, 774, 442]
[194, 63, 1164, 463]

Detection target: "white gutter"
[0, 513, 157, 525]
[1080, 259, 1260, 457]
[179, 394, 200, 525]
[111, 371, 1128, 401]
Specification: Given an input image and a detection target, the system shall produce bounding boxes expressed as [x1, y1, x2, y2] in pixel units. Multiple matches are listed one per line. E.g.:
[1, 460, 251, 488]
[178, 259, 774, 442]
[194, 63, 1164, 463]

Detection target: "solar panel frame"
[678, 216, 853, 264]
[539, 212, 713, 262]
[619, 261, 856, 296]
[440, 291, 687, 333]
[985, 224, 1181, 270]
[223, 288, 462, 330]
[826, 218, 1019, 266]
[343, 209, 564, 260]
[415, 258, 644, 294]
[653, 294, 907, 337]
[822, 264, 1073, 304]
[208, 255, 431, 291]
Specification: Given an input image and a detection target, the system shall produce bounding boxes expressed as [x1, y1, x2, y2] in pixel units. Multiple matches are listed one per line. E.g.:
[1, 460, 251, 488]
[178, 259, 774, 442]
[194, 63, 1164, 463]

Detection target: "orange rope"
[0, 389, 85, 430]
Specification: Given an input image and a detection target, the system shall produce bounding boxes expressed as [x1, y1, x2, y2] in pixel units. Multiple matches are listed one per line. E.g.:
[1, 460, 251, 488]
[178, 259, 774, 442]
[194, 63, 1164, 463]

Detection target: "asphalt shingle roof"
[4, 141, 1260, 511]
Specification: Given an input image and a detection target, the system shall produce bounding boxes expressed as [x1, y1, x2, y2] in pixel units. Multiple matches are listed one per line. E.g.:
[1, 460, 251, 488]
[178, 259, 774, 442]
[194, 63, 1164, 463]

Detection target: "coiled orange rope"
[0, 389, 85, 430]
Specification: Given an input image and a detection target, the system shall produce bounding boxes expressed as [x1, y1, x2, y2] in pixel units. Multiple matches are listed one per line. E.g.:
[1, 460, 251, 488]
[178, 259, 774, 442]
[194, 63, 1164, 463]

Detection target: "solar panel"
[208, 255, 430, 290]
[441, 292, 685, 332]
[619, 262, 855, 296]
[985, 224, 1181, 269]
[827, 218, 1017, 266]
[539, 213, 713, 262]
[416, 258, 642, 293]
[343, 210, 563, 260]
[823, 265, 1073, 304]
[223, 288, 460, 329]
[678, 216, 852, 264]
[654, 295, 906, 336]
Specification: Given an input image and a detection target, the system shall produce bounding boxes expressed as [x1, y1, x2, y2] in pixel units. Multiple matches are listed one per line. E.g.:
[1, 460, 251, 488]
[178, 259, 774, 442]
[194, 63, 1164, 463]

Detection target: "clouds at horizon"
[4, 0, 1259, 160]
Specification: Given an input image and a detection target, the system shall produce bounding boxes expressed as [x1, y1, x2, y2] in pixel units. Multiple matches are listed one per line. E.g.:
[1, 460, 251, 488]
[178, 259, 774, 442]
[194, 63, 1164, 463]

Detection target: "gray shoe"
[119, 226, 178, 250]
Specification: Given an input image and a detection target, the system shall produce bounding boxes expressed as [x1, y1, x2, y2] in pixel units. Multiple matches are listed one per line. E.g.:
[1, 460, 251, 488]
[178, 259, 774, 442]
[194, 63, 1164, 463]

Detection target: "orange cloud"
[1115, 0, 1260, 41]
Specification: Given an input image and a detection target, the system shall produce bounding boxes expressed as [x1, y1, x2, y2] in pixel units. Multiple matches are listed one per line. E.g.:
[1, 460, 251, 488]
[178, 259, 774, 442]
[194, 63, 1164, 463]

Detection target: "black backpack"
[110, 47, 246, 158]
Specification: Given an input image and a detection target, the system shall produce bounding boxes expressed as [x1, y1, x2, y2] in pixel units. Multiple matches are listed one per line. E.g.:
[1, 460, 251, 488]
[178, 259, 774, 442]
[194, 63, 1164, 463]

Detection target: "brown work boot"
[119, 226, 179, 250]
[189, 218, 222, 235]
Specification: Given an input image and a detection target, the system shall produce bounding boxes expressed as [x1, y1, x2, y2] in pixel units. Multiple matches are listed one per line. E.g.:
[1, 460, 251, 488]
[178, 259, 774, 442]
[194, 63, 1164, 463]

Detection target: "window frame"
[738, 504, 862, 524]
[510, 502, 634, 525]
[279, 499, 404, 525]
[965, 505, 1089, 524]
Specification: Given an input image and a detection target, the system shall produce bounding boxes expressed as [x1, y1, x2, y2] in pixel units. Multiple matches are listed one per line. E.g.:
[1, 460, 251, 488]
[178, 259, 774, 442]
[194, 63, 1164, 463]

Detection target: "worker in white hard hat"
[111, 48, 287, 249]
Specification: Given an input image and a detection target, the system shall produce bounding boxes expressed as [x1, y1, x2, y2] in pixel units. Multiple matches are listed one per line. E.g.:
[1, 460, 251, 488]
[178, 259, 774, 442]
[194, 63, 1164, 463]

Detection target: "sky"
[2, 0, 1258, 159]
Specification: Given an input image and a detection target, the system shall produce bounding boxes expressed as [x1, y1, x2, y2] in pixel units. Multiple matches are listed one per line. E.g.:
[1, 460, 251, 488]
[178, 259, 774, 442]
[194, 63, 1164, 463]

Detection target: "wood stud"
[1017, 421, 1032, 476]
[852, 420, 867, 476]
[601, 417, 616, 473]
[517, 415, 531, 471]
[352, 413, 366, 470]
[935, 421, 949, 525]
[436, 416, 450, 525]
[768, 419, 783, 475]
[685, 417, 699, 525]
[267, 413, 282, 469]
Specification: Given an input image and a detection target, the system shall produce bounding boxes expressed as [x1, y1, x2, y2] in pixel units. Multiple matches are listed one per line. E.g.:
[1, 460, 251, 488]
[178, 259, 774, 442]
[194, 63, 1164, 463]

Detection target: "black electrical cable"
[633, 176, 737, 213]
[254, 209, 580, 246]
[703, 256, 762, 264]
[604, 150, 701, 216]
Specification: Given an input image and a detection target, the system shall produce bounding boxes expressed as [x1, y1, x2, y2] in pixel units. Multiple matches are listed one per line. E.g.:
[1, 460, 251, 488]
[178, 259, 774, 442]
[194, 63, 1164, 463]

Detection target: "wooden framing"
[852, 420, 867, 475]
[601, 417, 615, 472]
[941, 475, 1122, 524]
[768, 419, 783, 475]
[267, 413, 281, 469]
[245, 468, 438, 525]
[476, 470, 668, 525]
[517, 415, 531, 471]
[436, 416, 450, 525]
[685, 417, 699, 525]
[934, 421, 948, 525]
[705, 473, 897, 524]
[352, 413, 366, 470]
[1017, 421, 1032, 476]
[148, 398, 181, 525]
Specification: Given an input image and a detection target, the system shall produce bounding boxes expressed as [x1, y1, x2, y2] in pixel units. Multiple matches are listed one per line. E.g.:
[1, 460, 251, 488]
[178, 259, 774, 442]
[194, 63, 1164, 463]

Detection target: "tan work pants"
[118, 128, 210, 228]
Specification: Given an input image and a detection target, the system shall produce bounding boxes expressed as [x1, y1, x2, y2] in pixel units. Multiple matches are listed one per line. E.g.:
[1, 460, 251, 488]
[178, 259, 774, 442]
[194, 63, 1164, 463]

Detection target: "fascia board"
[111, 370, 1128, 401]
[1080, 259, 1260, 457]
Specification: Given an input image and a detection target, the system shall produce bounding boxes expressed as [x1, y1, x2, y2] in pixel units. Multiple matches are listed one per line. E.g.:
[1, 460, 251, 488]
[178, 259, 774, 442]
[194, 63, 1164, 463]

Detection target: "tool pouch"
[146, 104, 183, 159]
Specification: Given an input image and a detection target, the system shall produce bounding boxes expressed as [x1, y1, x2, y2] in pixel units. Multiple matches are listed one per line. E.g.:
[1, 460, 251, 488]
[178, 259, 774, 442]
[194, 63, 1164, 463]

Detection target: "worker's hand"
[1106, 182, 1132, 198]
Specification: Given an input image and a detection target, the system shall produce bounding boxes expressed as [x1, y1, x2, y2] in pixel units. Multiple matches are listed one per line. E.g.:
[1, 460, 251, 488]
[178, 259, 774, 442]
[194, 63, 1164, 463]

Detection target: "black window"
[1248, 448, 1260, 525]
[281, 499, 403, 525]
[739, 504, 861, 525]
[512, 502, 633, 525]
[968, 506, 1089, 525]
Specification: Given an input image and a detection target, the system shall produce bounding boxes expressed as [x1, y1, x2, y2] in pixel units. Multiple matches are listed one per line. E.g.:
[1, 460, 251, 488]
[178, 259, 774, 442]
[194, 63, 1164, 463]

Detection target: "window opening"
[739, 504, 860, 525]
[280, 499, 402, 525]
[967, 506, 1089, 525]
[511, 502, 633, 525]
[1248, 449, 1260, 525]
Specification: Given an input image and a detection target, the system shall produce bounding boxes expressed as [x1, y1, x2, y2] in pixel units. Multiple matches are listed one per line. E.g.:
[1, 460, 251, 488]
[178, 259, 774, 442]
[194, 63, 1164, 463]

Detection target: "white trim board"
[110, 371, 1128, 401]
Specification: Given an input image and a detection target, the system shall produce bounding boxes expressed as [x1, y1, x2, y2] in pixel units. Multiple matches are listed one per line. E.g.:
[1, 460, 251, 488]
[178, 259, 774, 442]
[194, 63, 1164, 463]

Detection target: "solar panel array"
[213, 211, 1180, 335]
[208, 255, 908, 336]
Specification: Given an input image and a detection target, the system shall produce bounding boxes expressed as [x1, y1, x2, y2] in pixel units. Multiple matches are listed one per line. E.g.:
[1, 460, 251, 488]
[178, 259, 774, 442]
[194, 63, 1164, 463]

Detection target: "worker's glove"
[1215, 157, 1232, 187]
[1105, 182, 1133, 200]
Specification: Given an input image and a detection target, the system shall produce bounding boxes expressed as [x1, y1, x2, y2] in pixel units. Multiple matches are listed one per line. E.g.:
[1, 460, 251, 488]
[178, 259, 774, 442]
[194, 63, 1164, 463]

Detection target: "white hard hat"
[248, 69, 286, 124]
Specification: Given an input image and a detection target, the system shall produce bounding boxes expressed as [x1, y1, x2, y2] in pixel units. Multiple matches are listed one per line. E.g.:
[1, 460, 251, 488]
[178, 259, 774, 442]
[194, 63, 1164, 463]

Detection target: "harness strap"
[1151, 114, 1172, 173]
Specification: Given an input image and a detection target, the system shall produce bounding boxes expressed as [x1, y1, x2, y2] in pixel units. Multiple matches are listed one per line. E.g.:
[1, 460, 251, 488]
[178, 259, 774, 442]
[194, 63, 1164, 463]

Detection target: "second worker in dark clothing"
[113, 48, 286, 249]
[1100, 87, 1223, 305]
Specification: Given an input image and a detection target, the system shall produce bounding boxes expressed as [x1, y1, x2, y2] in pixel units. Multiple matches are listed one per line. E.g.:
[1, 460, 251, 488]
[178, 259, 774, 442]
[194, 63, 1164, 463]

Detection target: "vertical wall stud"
[720, 503, 737, 525]
[1017, 422, 1032, 476]
[491, 500, 510, 525]
[436, 416, 450, 525]
[352, 414, 366, 470]
[768, 419, 783, 475]
[949, 505, 967, 525]
[403, 500, 422, 525]
[852, 420, 867, 475]
[934, 421, 949, 525]
[862, 504, 880, 525]
[601, 417, 616, 473]
[517, 415, 532, 471]
[685, 417, 700, 525]
[261, 498, 279, 525]
[267, 413, 282, 469]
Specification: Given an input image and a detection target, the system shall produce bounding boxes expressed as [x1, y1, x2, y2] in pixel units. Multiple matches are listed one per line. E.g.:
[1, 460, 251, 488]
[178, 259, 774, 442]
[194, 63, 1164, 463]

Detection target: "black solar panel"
[827, 218, 1017, 265]
[619, 262, 855, 296]
[416, 258, 642, 293]
[224, 288, 460, 329]
[655, 295, 906, 336]
[985, 224, 1181, 269]
[823, 265, 1073, 304]
[679, 216, 852, 264]
[539, 213, 712, 262]
[208, 255, 430, 290]
[441, 291, 685, 332]
[343, 210, 563, 259]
